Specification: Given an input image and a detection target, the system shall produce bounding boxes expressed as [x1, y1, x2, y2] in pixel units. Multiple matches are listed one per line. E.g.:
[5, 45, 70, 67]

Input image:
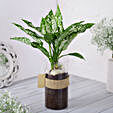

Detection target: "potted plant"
[90, 17, 113, 92]
[11, 5, 94, 110]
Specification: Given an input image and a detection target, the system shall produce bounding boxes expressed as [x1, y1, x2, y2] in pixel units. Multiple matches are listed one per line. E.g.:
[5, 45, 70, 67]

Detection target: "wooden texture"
[0, 75, 113, 113]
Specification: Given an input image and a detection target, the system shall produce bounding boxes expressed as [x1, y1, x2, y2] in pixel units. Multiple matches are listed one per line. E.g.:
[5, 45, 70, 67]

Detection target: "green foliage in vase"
[11, 5, 94, 70]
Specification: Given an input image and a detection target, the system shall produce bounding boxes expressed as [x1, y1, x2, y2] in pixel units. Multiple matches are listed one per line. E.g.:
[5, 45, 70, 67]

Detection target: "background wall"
[0, 0, 57, 81]
[0, 0, 113, 82]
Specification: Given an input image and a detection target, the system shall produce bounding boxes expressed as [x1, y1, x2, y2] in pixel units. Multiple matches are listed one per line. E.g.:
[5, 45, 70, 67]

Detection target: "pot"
[45, 72, 69, 110]
[107, 58, 113, 92]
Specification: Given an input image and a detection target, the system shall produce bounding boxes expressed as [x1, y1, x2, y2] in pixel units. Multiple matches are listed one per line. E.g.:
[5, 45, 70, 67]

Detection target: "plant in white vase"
[90, 17, 113, 92]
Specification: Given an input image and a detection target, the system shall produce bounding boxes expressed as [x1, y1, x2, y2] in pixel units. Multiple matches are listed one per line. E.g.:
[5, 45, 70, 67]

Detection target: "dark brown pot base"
[45, 73, 69, 110]
[45, 87, 68, 110]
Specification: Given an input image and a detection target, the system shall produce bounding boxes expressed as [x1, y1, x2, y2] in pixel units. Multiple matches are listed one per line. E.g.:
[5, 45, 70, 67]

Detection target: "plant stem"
[112, 51, 113, 58]
[51, 63, 54, 70]
[49, 44, 54, 70]
[49, 44, 52, 57]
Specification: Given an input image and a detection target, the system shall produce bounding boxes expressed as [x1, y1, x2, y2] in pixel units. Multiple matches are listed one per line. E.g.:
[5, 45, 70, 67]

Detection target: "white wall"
[58, 0, 113, 83]
[0, 0, 113, 83]
[0, 0, 57, 81]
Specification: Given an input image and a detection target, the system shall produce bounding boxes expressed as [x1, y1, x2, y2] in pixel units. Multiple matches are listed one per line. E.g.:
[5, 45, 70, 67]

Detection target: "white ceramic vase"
[107, 58, 113, 92]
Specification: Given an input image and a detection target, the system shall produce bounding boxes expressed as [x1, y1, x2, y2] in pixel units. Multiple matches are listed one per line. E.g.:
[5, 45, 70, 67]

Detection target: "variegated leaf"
[11, 37, 31, 45]
[13, 23, 43, 45]
[55, 5, 64, 33]
[21, 19, 41, 33]
[40, 18, 47, 35]
[31, 42, 50, 58]
[59, 52, 85, 60]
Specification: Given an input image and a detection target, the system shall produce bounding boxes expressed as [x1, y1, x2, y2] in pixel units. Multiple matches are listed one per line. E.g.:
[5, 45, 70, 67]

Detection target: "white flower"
[0, 90, 29, 113]
[90, 17, 113, 53]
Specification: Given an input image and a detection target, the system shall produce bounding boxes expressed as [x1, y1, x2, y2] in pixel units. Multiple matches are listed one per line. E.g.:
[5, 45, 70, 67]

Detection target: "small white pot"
[107, 58, 113, 92]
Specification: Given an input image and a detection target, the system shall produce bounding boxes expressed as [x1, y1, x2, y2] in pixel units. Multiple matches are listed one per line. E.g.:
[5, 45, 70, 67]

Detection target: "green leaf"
[77, 23, 94, 33]
[84, 23, 95, 29]
[59, 33, 77, 55]
[42, 10, 58, 34]
[13, 23, 43, 45]
[55, 5, 64, 33]
[59, 23, 94, 53]
[31, 42, 50, 58]
[44, 33, 55, 44]
[21, 19, 41, 33]
[13, 23, 24, 31]
[11, 37, 31, 45]
[59, 52, 85, 60]
[45, 10, 53, 33]
[40, 18, 47, 35]
[24, 29, 41, 38]
[46, 10, 58, 33]
[55, 21, 84, 47]
[55, 22, 94, 54]
[24, 29, 43, 45]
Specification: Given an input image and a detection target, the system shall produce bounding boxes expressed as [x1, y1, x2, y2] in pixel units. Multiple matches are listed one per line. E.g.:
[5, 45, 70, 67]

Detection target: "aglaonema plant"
[11, 5, 94, 70]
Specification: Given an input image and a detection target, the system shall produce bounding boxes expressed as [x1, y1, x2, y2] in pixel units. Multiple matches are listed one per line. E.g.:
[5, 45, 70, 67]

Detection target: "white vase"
[107, 58, 113, 92]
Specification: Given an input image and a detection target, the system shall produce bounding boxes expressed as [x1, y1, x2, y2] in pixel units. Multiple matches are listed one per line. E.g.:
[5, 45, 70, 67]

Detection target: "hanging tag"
[38, 74, 46, 88]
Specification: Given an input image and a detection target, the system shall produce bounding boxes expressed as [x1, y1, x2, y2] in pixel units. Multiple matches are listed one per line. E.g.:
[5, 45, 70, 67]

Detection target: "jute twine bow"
[38, 74, 69, 89]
